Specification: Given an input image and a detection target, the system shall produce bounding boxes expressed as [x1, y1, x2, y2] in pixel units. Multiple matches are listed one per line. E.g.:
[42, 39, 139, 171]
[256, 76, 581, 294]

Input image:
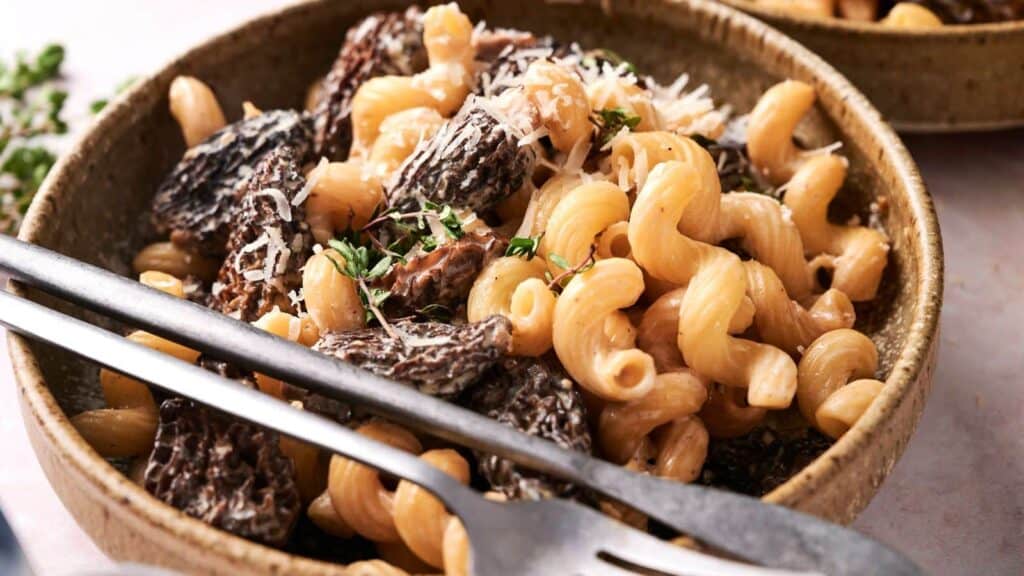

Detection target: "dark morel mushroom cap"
[151, 109, 312, 256]
[313, 316, 513, 398]
[144, 398, 301, 548]
[384, 229, 507, 315]
[465, 356, 592, 500]
[385, 96, 538, 215]
[312, 7, 427, 161]
[213, 146, 313, 322]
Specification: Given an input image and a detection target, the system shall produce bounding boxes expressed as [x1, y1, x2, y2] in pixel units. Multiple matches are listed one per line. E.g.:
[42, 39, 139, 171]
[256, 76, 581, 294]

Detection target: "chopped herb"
[1, 44, 68, 235]
[423, 200, 465, 239]
[546, 246, 597, 291]
[505, 233, 544, 260]
[592, 107, 642, 147]
[548, 253, 571, 270]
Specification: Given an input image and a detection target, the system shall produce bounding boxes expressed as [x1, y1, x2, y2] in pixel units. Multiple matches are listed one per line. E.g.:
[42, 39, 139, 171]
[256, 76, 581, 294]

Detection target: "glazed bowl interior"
[8, 0, 942, 573]
[719, 0, 1024, 132]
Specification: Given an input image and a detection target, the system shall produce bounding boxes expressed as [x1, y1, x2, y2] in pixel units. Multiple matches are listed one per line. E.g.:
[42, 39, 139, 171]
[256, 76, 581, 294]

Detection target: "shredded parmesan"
[294, 157, 328, 206]
[258, 187, 292, 222]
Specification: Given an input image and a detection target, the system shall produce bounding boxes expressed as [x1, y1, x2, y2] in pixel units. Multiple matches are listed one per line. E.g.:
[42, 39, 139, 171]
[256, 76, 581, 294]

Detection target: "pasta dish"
[68, 4, 893, 573]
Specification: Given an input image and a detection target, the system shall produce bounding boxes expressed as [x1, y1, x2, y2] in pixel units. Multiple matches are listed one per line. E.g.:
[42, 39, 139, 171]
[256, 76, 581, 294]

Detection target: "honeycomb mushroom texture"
[386, 98, 538, 215]
[151, 109, 313, 257]
[312, 6, 427, 160]
[143, 398, 301, 548]
[473, 35, 562, 97]
[313, 316, 513, 398]
[384, 230, 507, 315]
[896, 0, 1024, 22]
[464, 357, 592, 500]
[213, 146, 313, 322]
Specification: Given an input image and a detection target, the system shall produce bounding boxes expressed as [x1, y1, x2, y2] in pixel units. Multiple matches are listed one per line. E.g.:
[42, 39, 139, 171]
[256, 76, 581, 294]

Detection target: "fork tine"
[603, 524, 824, 576]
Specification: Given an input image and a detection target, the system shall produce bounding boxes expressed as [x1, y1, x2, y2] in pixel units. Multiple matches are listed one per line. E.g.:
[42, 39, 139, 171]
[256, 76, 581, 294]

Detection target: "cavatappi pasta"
[89, 3, 894, 571]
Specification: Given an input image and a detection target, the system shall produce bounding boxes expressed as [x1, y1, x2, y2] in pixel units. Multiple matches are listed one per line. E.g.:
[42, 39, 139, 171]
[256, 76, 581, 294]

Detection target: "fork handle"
[0, 289, 479, 518]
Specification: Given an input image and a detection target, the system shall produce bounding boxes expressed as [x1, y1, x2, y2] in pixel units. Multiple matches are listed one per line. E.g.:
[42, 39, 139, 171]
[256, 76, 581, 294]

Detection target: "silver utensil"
[0, 235, 925, 575]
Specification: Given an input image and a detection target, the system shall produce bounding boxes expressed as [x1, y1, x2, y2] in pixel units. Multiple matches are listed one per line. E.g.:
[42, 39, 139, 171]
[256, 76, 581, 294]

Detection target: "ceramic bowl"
[7, 0, 942, 573]
[721, 0, 1024, 132]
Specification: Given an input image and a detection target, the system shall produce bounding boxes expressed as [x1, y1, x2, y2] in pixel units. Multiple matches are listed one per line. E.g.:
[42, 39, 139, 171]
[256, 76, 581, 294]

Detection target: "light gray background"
[1, 1, 1021, 574]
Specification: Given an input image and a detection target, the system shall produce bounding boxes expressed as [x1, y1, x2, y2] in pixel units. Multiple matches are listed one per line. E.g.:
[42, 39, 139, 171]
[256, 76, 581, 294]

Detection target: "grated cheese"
[258, 187, 293, 222]
[294, 157, 328, 207]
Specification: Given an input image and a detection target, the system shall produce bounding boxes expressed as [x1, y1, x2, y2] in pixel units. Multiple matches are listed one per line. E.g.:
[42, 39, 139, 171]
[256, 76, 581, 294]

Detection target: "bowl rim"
[721, 0, 1024, 35]
[7, 0, 943, 572]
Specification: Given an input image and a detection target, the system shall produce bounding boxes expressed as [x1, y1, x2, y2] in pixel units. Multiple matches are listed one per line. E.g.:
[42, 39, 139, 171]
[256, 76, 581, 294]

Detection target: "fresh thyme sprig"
[505, 233, 544, 260]
[1, 44, 67, 235]
[591, 107, 641, 148]
[546, 244, 597, 291]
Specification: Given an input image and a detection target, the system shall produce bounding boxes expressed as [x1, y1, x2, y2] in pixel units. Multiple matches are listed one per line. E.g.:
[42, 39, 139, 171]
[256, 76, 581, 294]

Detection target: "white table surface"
[1, 2, 1021, 575]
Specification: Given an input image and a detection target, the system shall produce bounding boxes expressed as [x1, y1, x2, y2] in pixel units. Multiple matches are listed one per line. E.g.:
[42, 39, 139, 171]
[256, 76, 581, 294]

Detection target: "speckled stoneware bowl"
[721, 0, 1024, 132]
[8, 0, 942, 573]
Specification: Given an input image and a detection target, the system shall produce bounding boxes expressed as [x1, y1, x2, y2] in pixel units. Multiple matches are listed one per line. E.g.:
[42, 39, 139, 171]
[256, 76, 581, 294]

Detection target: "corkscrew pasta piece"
[746, 80, 816, 186]
[541, 180, 630, 274]
[251, 308, 320, 398]
[638, 287, 754, 373]
[303, 251, 365, 334]
[699, 383, 768, 439]
[716, 191, 817, 299]
[132, 241, 220, 282]
[744, 260, 855, 354]
[168, 76, 227, 148]
[523, 61, 592, 152]
[755, 0, 835, 18]
[553, 258, 657, 402]
[629, 160, 797, 408]
[72, 273, 200, 457]
[599, 372, 710, 482]
[350, 3, 475, 152]
[797, 329, 885, 438]
[881, 3, 943, 27]
[303, 160, 383, 244]
[784, 154, 889, 301]
[467, 256, 556, 356]
[595, 221, 632, 260]
[326, 421, 471, 573]
[609, 131, 721, 203]
[368, 107, 446, 177]
[516, 173, 584, 237]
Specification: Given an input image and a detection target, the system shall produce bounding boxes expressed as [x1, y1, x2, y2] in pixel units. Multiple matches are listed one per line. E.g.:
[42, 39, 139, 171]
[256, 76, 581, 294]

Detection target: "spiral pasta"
[586, 76, 658, 132]
[350, 3, 475, 152]
[629, 160, 797, 409]
[797, 329, 885, 438]
[746, 80, 817, 186]
[523, 61, 593, 152]
[467, 256, 556, 356]
[599, 372, 709, 482]
[71, 272, 200, 457]
[881, 3, 943, 27]
[325, 421, 470, 573]
[168, 75, 226, 148]
[783, 154, 889, 301]
[541, 180, 630, 275]
[303, 251, 365, 335]
[553, 258, 657, 402]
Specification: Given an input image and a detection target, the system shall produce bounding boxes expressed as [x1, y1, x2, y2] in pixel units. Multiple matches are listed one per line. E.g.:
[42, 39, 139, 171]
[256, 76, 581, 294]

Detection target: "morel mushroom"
[313, 316, 513, 398]
[384, 230, 507, 315]
[151, 109, 312, 256]
[213, 146, 313, 322]
[143, 398, 301, 548]
[312, 7, 427, 161]
[465, 357, 592, 500]
[386, 96, 538, 215]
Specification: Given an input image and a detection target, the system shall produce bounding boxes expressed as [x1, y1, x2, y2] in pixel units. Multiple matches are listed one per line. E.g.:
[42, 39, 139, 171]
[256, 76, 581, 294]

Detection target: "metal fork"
[0, 235, 924, 575]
